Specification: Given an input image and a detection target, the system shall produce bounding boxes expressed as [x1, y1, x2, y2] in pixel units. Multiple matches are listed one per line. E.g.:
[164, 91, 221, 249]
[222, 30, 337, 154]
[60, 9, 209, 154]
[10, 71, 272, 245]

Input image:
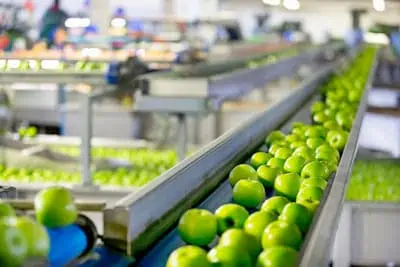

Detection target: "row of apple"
[165, 47, 376, 267]
[0, 187, 79, 266]
[0, 147, 178, 187]
[347, 160, 400, 202]
[1, 59, 107, 72]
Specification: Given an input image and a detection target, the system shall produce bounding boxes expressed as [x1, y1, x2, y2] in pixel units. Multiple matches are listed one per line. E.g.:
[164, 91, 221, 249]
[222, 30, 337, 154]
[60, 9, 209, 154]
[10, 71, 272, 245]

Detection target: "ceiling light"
[262, 0, 281, 6]
[283, 0, 300, 10]
[373, 0, 385, 11]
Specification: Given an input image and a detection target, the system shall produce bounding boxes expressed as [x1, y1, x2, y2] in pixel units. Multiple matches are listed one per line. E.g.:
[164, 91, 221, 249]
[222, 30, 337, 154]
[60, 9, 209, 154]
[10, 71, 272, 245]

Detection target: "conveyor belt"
[102, 47, 378, 266]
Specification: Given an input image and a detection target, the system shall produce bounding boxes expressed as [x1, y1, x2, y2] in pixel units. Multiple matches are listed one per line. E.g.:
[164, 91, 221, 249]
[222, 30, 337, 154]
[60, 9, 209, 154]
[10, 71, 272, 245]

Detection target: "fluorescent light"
[111, 18, 127, 28]
[373, 0, 385, 11]
[283, 0, 300, 10]
[262, 0, 281, 6]
[65, 18, 91, 28]
[364, 32, 389, 44]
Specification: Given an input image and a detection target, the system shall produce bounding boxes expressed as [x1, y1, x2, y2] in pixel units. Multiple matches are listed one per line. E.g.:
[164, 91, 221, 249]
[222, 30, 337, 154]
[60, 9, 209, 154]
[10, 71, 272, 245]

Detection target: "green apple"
[285, 134, 301, 143]
[250, 152, 273, 169]
[315, 144, 340, 160]
[0, 218, 28, 267]
[289, 141, 306, 150]
[261, 196, 290, 216]
[256, 246, 298, 267]
[257, 166, 280, 188]
[34, 186, 78, 228]
[166, 245, 211, 267]
[324, 108, 337, 119]
[12, 216, 49, 258]
[301, 161, 330, 180]
[266, 158, 285, 170]
[233, 180, 266, 209]
[335, 111, 353, 131]
[310, 101, 325, 114]
[274, 148, 293, 160]
[297, 198, 320, 214]
[262, 220, 303, 250]
[215, 204, 249, 235]
[283, 156, 306, 174]
[297, 186, 324, 202]
[301, 177, 328, 190]
[265, 131, 286, 146]
[274, 173, 301, 201]
[292, 146, 315, 162]
[229, 164, 258, 187]
[178, 209, 217, 246]
[207, 245, 252, 267]
[291, 122, 305, 130]
[304, 127, 325, 139]
[323, 120, 341, 131]
[327, 130, 349, 152]
[268, 144, 283, 156]
[218, 229, 261, 261]
[244, 211, 277, 242]
[306, 137, 325, 150]
[279, 203, 313, 234]
[313, 111, 329, 125]
[291, 127, 305, 137]
[0, 201, 16, 218]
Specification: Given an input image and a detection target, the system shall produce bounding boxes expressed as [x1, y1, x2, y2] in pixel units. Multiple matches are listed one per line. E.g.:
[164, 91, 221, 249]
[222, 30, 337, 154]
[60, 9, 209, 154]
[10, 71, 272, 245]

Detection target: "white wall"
[220, 0, 400, 42]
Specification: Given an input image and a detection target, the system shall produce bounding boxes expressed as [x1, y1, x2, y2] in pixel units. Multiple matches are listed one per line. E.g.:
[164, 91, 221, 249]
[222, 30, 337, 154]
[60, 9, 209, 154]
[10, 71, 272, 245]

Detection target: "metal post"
[57, 83, 66, 135]
[81, 94, 93, 186]
[177, 113, 188, 161]
[214, 110, 223, 139]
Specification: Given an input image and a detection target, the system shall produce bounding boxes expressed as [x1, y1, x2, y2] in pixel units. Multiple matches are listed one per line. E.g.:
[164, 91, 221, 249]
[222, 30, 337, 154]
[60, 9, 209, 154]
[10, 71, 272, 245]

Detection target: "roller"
[47, 215, 97, 267]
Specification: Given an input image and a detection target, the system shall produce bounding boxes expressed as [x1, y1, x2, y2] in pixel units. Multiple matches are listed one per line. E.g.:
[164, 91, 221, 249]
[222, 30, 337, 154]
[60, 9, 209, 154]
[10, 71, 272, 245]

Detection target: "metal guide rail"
[101, 57, 341, 257]
[101, 48, 378, 266]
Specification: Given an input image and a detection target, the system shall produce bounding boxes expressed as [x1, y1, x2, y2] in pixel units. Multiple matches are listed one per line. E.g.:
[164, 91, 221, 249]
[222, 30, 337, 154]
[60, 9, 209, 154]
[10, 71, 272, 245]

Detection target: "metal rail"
[5, 199, 106, 212]
[102, 60, 339, 256]
[298, 49, 379, 267]
[0, 71, 105, 85]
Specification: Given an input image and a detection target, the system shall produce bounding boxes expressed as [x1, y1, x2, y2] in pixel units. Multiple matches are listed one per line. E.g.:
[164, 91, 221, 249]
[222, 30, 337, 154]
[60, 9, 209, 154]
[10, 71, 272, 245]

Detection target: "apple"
[166, 245, 211, 267]
[327, 130, 349, 152]
[306, 137, 325, 150]
[312, 111, 329, 125]
[336, 111, 353, 131]
[297, 186, 324, 201]
[285, 134, 301, 143]
[297, 198, 320, 214]
[274, 173, 301, 201]
[279, 203, 313, 234]
[323, 120, 341, 131]
[301, 161, 330, 180]
[291, 122, 305, 130]
[207, 245, 252, 267]
[265, 131, 286, 146]
[0, 218, 28, 267]
[261, 196, 290, 216]
[268, 144, 283, 156]
[244, 211, 278, 242]
[310, 101, 325, 114]
[218, 229, 261, 261]
[274, 148, 293, 160]
[228, 164, 258, 187]
[178, 209, 217, 246]
[289, 141, 306, 150]
[250, 152, 273, 169]
[301, 177, 328, 190]
[292, 146, 315, 162]
[34, 186, 78, 228]
[215, 204, 249, 235]
[304, 127, 325, 139]
[233, 180, 266, 209]
[283, 156, 306, 174]
[291, 127, 305, 137]
[0, 201, 16, 218]
[257, 166, 280, 188]
[324, 108, 337, 119]
[261, 220, 303, 250]
[256, 246, 298, 267]
[12, 216, 49, 258]
[315, 144, 340, 160]
[266, 158, 285, 170]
